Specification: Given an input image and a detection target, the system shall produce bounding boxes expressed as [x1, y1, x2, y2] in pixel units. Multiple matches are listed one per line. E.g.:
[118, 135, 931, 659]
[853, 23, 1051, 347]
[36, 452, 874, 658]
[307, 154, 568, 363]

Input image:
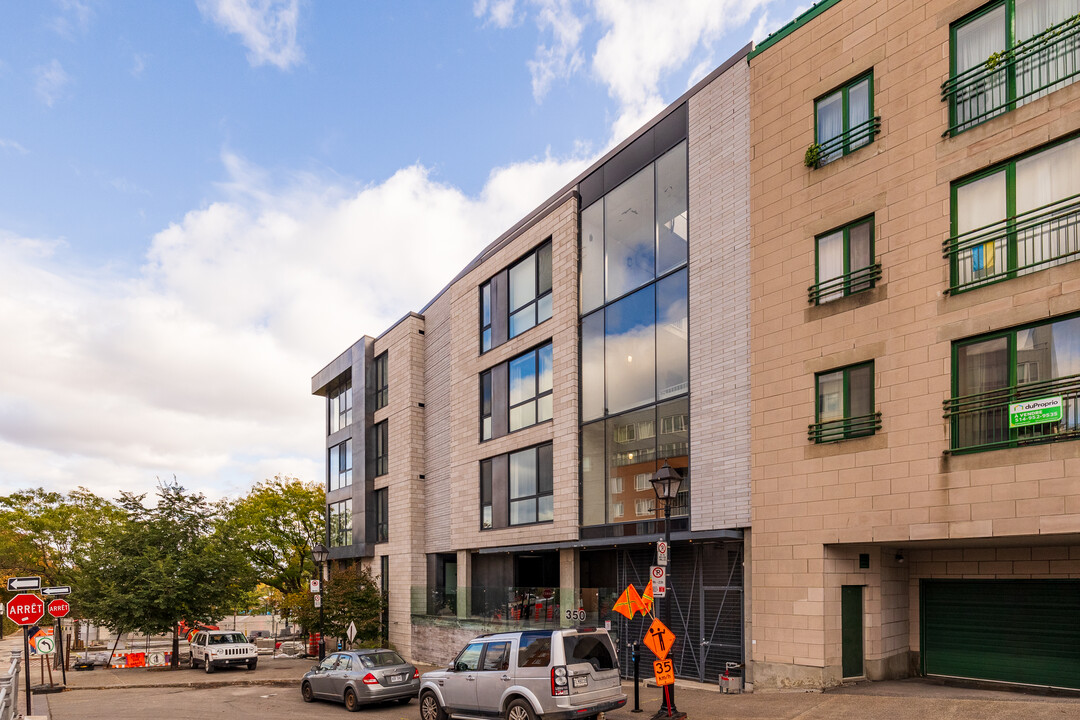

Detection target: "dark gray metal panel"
[492, 453, 509, 530]
[580, 168, 604, 209]
[604, 128, 656, 194]
[491, 362, 509, 439]
[653, 102, 688, 156]
[491, 269, 509, 348]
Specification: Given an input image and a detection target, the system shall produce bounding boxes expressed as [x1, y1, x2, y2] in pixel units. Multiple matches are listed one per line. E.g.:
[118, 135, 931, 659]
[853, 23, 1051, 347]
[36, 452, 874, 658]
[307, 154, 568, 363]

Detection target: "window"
[509, 344, 553, 432]
[948, 136, 1080, 294]
[510, 444, 553, 527]
[481, 642, 511, 672]
[374, 488, 388, 543]
[374, 421, 388, 476]
[329, 381, 351, 434]
[328, 439, 352, 490]
[634, 498, 655, 517]
[814, 72, 879, 167]
[947, 314, 1080, 452]
[509, 241, 553, 338]
[811, 216, 880, 304]
[329, 498, 352, 547]
[945, 0, 1080, 136]
[480, 370, 493, 441]
[609, 476, 623, 494]
[480, 281, 493, 353]
[517, 635, 552, 667]
[634, 473, 651, 491]
[374, 352, 388, 410]
[811, 362, 880, 443]
[611, 501, 624, 518]
[454, 643, 483, 672]
[480, 459, 493, 529]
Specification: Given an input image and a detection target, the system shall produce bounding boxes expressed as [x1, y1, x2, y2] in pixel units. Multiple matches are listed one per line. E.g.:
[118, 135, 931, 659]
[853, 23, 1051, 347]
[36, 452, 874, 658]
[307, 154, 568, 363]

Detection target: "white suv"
[188, 630, 258, 673]
[419, 628, 626, 720]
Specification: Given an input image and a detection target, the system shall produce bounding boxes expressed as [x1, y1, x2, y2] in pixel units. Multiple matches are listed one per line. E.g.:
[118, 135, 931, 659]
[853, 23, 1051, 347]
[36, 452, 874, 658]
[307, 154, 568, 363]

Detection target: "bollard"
[631, 642, 642, 713]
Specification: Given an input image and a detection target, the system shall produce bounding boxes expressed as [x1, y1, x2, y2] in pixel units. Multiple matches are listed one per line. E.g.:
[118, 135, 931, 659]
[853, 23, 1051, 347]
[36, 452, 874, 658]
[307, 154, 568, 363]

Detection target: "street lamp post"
[311, 542, 329, 661]
[651, 462, 683, 719]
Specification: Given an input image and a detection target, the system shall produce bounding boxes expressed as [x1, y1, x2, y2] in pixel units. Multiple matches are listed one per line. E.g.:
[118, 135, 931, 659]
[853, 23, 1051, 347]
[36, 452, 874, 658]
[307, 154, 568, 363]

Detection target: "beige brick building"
[749, 0, 1080, 690]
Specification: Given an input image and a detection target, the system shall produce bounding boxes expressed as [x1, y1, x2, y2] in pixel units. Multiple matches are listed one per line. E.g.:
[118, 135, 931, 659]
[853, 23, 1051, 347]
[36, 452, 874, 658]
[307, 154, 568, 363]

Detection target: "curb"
[51, 678, 300, 692]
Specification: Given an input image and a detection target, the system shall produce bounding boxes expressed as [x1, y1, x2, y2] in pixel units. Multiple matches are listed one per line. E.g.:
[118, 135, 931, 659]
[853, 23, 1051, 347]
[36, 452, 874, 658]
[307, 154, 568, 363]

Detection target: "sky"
[0, 0, 807, 502]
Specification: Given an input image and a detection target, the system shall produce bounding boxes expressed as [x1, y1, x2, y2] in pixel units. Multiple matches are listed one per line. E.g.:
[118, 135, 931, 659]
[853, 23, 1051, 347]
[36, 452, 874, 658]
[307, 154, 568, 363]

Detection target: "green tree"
[284, 566, 383, 649]
[225, 475, 324, 594]
[78, 479, 255, 667]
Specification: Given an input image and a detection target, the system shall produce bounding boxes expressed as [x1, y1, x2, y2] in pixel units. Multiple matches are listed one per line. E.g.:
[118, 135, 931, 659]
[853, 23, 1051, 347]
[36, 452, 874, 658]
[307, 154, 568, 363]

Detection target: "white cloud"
[50, 0, 94, 39]
[0, 150, 591, 501]
[527, 0, 586, 101]
[0, 139, 29, 155]
[474, 0, 519, 28]
[35, 59, 71, 107]
[198, 0, 303, 70]
[131, 53, 147, 78]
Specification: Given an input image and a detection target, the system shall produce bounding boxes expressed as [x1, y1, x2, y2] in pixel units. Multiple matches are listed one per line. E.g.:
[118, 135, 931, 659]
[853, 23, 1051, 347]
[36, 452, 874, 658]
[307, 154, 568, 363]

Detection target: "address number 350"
[564, 609, 587, 621]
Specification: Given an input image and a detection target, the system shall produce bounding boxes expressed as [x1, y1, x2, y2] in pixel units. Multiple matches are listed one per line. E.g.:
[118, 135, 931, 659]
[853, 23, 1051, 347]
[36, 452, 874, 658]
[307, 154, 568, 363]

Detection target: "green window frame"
[809, 215, 881, 304]
[946, 134, 1080, 294]
[812, 71, 880, 168]
[946, 313, 1080, 453]
[943, 0, 1080, 136]
[810, 361, 881, 443]
[374, 352, 388, 410]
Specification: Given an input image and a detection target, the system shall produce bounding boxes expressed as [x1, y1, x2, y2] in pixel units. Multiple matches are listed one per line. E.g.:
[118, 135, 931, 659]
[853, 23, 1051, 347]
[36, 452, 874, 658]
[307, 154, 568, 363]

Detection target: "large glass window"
[509, 344, 553, 432]
[812, 216, 878, 304]
[946, 0, 1080, 135]
[480, 370, 493, 441]
[329, 498, 352, 548]
[811, 362, 879, 443]
[948, 314, 1080, 451]
[509, 444, 553, 526]
[329, 381, 352, 434]
[328, 439, 352, 491]
[480, 459, 493, 529]
[814, 72, 877, 167]
[374, 352, 388, 410]
[374, 488, 388, 543]
[509, 241, 553, 338]
[949, 136, 1080, 293]
[605, 165, 656, 301]
[480, 281, 493, 353]
[374, 420, 388, 476]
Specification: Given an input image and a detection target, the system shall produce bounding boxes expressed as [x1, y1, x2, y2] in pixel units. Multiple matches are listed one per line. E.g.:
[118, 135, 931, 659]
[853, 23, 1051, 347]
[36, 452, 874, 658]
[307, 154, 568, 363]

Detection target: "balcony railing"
[808, 262, 882, 304]
[808, 412, 882, 443]
[813, 116, 882, 168]
[942, 13, 1080, 136]
[944, 193, 1080, 294]
[943, 373, 1080, 453]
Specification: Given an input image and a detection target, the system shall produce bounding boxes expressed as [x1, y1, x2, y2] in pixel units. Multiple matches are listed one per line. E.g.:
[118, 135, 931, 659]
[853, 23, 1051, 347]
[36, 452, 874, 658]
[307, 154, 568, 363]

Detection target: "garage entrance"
[920, 579, 1080, 689]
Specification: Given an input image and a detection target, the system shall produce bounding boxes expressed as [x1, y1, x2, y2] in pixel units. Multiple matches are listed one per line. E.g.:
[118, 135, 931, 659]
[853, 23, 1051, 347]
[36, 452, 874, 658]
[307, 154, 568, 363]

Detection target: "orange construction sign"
[639, 581, 654, 616]
[642, 617, 676, 660]
[613, 583, 646, 619]
[653, 658, 675, 686]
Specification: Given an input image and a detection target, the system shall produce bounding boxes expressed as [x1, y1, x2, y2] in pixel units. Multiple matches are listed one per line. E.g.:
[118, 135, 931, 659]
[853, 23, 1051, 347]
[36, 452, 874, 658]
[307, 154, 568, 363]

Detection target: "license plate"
[572, 676, 589, 688]
[390, 674, 404, 683]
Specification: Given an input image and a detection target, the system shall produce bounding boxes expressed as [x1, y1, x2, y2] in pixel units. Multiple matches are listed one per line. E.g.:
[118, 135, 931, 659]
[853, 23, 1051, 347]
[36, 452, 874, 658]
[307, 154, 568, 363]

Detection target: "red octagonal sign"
[6, 593, 44, 625]
[48, 599, 70, 618]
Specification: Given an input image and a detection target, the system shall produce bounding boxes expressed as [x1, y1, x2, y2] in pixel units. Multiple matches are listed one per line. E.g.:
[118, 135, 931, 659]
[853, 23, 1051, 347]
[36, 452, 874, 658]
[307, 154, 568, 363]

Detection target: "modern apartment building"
[748, 0, 1080, 690]
[313, 47, 753, 679]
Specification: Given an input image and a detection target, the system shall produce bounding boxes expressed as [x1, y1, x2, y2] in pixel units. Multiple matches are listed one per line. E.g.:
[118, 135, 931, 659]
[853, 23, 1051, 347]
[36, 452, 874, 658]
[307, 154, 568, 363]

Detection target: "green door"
[841, 585, 863, 678]
[921, 579, 1080, 689]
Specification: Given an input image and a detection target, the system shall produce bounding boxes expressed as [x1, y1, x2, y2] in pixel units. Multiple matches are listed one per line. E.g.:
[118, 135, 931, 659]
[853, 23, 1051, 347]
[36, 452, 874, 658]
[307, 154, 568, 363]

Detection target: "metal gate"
[614, 541, 743, 682]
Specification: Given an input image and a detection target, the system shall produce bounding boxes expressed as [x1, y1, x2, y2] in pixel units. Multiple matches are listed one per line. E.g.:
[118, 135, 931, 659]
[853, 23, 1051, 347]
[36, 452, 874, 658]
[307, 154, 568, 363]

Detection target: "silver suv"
[418, 628, 626, 720]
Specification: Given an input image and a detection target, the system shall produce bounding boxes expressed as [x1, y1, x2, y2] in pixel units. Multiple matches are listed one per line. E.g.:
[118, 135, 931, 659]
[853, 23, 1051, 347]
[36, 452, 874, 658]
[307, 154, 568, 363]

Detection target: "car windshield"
[209, 633, 246, 645]
[359, 651, 406, 668]
[563, 634, 616, 670]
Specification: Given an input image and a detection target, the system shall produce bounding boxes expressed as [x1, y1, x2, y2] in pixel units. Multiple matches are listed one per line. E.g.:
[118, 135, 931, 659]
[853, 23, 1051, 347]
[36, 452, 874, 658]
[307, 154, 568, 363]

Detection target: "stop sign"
[6, 593, 44, 625]
[48, 598, 70, 618]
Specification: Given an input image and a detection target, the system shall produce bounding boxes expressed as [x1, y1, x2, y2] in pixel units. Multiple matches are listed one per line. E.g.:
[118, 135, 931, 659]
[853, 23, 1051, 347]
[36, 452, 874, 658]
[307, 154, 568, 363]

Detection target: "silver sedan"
[301, 649, 420, 712]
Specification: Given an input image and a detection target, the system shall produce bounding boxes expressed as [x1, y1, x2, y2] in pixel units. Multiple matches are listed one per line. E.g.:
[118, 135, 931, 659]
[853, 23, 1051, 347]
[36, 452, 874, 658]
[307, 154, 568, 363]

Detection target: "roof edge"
[747, 0, 845, 60]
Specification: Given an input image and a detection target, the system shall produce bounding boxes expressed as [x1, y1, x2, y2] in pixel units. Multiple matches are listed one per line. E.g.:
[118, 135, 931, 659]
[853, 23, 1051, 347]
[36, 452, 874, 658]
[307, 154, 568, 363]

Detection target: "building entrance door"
[841, 585, 864, 678]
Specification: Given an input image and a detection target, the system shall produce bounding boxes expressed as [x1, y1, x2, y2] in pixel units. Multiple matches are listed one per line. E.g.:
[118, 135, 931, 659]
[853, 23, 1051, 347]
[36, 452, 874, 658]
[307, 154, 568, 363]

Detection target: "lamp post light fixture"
[311, 542, 329, 661]
[650, 462, 683, 718]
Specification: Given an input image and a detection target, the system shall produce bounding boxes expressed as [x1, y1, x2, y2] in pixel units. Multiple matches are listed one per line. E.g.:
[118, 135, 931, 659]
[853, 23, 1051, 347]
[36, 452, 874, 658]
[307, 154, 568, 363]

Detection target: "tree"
[284, 565, 383, 649]
[225, 475, 324, 595]
[78, 479, 256, 667]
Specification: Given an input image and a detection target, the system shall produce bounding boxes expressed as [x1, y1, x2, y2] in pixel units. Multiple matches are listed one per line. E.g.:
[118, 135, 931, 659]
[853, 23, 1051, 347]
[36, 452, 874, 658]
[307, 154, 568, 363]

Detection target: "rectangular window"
[328, 498, 352, 547]
[814, 72, 878, 167]
[609, 476, 623, 494]
[374, 420, 388, 476]
[509, 444, 553, 527]
[509, 241, 553, 338]
[480, 370, 493, 441]
[811, 362, 880, 443]
[374, 488, 388, 543]
[480, 459, 493, 529]
[948, 135, 1080, 294]
[811, 216, 879, 304]
[611, 501, 624, 518]
[945, 0, 1080, 136]
[634, 498, 655, 517]
[480, 281, 493, 353]
[509, 344, 553, 432]
[947, 314, 1080, 452]
[328, 439, 352, 490]
[374, 352, 388, 410]
[329, 381, 352, 434]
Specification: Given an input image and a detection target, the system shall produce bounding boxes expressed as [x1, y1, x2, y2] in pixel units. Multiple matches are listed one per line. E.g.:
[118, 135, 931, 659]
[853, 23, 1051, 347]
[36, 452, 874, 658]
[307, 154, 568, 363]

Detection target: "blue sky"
[0, 0, 806, 501]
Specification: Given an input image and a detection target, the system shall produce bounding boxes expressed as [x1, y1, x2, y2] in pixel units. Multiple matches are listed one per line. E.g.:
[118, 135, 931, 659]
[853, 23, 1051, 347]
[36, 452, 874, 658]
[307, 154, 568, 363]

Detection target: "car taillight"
[413, 668, 420, 679]
[362, 673, 380, 685]
[551, 666, 569, 696]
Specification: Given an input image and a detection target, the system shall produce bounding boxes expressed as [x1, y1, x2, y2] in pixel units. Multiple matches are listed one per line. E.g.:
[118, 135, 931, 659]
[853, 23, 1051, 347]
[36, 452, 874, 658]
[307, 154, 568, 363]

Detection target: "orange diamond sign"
[642, 617, 675, 660]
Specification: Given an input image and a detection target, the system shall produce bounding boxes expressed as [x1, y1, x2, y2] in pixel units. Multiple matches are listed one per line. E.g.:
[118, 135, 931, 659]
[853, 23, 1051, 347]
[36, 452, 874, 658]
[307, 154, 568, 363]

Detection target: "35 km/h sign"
[6, 594, 44, 625]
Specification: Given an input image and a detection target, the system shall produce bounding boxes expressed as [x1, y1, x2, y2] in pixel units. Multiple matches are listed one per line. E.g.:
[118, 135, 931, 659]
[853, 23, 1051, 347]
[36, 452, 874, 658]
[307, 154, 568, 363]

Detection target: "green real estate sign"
[1009, 396, 1063, 428]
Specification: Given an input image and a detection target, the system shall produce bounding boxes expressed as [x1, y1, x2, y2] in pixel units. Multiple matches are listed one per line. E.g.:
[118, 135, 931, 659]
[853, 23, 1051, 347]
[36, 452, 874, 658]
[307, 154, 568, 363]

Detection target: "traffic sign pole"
[23, 626, 32, 716]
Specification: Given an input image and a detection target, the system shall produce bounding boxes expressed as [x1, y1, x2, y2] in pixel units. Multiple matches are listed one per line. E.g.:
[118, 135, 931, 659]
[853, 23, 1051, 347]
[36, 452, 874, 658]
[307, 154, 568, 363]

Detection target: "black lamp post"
[311, 542, 329, 661]
[651, 462, 682, 718]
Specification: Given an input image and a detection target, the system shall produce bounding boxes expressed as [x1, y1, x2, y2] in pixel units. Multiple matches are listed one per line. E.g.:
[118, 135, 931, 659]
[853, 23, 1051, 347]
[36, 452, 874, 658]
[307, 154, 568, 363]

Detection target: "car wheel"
[301, 681, 315, 703]
[203, 658, 215, 674]
[188, 654, 198, 669]
[344, 687, 361, 712]
[247, 659, 257, 671]
[419, 691, 447, 720]
[506, 699, 537, 720]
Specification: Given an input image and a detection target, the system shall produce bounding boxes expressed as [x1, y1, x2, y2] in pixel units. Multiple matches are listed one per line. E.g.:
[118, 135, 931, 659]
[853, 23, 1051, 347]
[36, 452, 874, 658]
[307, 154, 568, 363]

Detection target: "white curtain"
[816, 92, 843, 163]
[1016, 0, 1080, 102]
[847, 78, 871, 149]
[1015, 136, 1080, 272]
[816, 231, 845, 302]
[955, 6, 1007, 129]
[956, 171, 1007, 284]
[848, 221, 873, 292]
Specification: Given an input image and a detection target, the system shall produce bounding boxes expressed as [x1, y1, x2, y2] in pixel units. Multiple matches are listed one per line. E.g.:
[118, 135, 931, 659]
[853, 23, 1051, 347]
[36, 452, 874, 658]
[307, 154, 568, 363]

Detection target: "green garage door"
[921, 579, 1080, 689]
